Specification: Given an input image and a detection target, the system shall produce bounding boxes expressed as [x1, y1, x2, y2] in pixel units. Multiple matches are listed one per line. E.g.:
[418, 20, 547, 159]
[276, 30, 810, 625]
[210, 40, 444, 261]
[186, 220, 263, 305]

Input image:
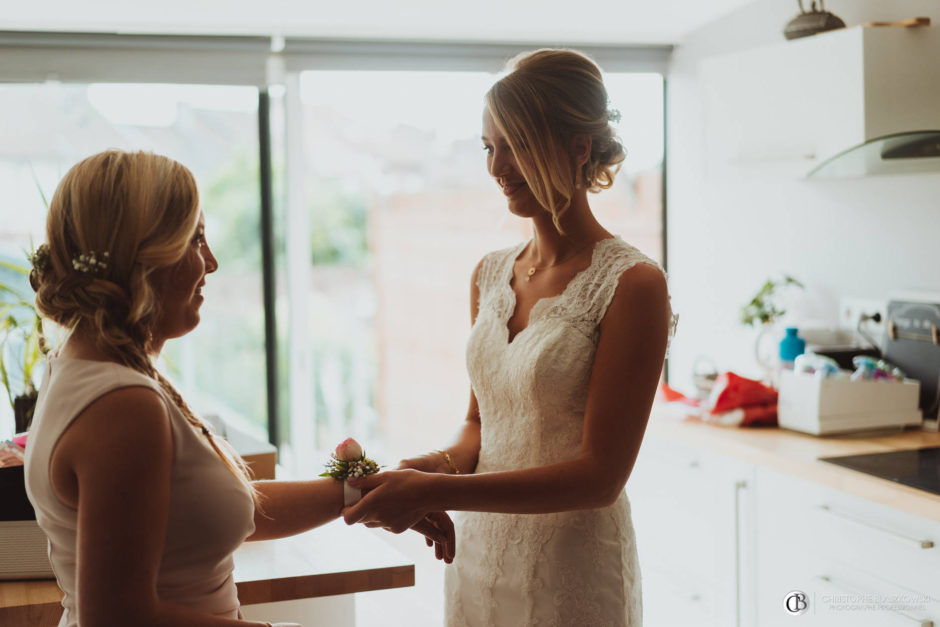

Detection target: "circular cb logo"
[784, 590, 809, 616]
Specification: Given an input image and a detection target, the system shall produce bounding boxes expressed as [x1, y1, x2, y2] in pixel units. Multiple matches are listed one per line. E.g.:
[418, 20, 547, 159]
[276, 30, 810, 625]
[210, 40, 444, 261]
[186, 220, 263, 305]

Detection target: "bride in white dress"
[344, 49, 675, 626]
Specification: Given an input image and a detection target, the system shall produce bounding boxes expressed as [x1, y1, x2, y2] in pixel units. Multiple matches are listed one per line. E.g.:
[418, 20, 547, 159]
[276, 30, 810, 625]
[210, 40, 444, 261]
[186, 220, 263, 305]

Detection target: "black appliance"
[883, 298, 940, 421]
[820, 447, 940, 497]
[0, 465, 36, 521]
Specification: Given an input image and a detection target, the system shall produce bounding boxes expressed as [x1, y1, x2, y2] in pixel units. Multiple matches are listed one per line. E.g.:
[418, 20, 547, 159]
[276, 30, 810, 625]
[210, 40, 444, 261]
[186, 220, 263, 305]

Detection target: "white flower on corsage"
[320, 438, 380, 480]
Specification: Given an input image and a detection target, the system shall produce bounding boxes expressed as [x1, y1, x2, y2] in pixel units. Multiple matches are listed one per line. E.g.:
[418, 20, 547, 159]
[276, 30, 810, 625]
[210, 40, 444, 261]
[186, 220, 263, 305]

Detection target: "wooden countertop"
[645, 407, 940, 521]
[0, 519, 414, 625]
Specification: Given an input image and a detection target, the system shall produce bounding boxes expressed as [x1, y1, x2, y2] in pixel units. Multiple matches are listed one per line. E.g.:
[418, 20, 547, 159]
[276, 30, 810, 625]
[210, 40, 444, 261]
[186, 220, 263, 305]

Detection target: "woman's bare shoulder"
[56, 387, 170, 465]
[51, 386, 172, 507]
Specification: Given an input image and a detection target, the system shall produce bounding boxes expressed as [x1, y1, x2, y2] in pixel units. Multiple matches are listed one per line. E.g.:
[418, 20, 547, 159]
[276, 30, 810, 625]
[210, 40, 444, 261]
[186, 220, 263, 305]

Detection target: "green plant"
[0, 256, 43, 431]
[740, 275, 804, 327]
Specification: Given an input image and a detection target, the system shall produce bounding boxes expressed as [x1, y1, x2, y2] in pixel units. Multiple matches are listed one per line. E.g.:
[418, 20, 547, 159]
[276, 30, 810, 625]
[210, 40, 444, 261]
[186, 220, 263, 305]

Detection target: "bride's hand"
[345, 470, 456, 562]
[343, 469, 430, 533]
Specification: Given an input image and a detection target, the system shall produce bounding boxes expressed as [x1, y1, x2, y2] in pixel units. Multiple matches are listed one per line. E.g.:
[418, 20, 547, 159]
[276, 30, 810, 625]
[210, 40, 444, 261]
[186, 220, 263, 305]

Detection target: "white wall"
[666, 0, 940, 391]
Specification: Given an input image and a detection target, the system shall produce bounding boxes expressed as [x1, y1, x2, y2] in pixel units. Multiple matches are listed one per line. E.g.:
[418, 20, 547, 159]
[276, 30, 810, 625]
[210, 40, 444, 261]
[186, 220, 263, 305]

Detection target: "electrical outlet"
[839, 297, 887, 335]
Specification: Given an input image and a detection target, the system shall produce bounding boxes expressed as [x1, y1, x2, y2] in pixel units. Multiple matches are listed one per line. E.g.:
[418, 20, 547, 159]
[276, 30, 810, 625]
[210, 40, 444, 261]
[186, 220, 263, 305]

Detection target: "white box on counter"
[778, 369, 922, 435]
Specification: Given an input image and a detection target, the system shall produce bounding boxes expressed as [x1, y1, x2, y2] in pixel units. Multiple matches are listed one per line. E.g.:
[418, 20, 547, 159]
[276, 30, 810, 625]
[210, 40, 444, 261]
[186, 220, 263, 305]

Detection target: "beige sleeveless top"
[24, 355, 255, 626]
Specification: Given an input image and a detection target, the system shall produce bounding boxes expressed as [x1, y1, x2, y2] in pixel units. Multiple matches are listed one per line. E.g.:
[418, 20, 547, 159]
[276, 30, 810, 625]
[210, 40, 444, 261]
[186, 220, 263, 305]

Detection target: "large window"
[0, 81, 267, 439]
[0, 35, 668, 468]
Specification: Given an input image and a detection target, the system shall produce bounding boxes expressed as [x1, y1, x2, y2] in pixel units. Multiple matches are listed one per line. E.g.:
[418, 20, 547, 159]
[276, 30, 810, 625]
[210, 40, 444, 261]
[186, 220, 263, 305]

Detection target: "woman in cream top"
[24, 150, 454, 627]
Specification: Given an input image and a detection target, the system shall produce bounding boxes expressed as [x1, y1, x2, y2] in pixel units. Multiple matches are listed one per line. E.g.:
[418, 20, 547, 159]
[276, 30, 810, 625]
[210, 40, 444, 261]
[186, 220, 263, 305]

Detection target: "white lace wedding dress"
[444, 236, 674, 627]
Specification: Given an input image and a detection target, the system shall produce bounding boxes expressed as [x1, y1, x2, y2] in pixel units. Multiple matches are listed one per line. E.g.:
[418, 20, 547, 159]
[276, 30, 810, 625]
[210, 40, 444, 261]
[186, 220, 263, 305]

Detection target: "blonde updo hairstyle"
[486, 49, 626, 232]
[31, 150, 257, 499]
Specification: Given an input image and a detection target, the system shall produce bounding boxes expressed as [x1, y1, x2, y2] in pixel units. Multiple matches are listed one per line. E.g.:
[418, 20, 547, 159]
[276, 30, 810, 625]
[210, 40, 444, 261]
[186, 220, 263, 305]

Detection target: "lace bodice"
[444, 236, 674, 626]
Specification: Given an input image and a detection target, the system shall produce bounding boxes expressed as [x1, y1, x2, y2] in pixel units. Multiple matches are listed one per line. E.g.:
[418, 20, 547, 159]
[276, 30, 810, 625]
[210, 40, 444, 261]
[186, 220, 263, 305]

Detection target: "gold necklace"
[525, 241, 595, 282]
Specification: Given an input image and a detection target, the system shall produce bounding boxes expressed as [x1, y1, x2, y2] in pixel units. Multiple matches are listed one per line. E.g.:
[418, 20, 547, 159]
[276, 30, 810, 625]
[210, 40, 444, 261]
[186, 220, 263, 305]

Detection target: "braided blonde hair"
[31, 150, 258, 502]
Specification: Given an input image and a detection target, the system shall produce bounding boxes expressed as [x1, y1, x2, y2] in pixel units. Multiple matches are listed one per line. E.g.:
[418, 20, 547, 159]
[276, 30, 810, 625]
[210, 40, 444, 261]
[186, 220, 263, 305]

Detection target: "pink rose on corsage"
[335, 437, 363, 461]
[320, 437, 380, 480]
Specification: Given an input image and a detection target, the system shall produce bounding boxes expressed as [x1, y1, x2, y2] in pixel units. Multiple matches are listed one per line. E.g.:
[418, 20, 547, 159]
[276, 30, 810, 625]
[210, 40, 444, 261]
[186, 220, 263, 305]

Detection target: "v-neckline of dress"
[502, 237, 614, 345]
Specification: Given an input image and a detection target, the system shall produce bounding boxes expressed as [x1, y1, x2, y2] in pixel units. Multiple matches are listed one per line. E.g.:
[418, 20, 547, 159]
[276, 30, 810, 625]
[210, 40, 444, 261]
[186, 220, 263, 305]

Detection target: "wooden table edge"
[0, 562, 415, 624]
[236, 563, 415, 605]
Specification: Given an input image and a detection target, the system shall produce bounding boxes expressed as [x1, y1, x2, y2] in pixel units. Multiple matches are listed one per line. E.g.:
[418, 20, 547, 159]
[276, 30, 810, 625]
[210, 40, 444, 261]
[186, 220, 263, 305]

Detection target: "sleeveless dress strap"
[544, 237, 677, 350]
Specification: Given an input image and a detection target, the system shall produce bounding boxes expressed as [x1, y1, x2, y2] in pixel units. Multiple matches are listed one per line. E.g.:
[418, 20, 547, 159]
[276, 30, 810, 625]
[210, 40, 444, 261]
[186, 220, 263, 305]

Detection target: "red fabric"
[707, 372, 778, 413]
[738, 402, 779, 427]
[656, 382, 701, 406]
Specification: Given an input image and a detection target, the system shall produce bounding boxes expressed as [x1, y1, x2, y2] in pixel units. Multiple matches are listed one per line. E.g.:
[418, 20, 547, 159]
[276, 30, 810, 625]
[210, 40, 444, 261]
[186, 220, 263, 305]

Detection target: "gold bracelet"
[435, 449, 461, 474]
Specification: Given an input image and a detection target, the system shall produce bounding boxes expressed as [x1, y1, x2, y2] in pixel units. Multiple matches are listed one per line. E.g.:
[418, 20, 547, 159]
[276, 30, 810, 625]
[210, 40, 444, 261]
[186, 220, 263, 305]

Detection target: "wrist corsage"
[320, 438, 380, 506]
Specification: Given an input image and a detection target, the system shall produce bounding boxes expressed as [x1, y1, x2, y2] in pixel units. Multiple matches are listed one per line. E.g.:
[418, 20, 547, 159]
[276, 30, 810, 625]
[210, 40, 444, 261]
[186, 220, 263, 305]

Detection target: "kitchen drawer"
[758, 544, 938, 627]
[756, 467, 940, 622]
[642, 565, 719, 627]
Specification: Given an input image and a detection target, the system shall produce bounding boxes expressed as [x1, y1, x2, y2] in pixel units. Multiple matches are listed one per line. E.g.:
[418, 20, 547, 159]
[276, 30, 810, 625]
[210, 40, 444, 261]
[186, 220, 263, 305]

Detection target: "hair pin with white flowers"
[72, 251, 109, 275]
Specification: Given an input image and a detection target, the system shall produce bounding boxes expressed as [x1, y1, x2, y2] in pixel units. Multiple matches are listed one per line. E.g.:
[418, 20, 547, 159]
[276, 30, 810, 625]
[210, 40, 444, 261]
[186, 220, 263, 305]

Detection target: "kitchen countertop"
[645, 407, 940, 522]
[0, 519, 414, 626]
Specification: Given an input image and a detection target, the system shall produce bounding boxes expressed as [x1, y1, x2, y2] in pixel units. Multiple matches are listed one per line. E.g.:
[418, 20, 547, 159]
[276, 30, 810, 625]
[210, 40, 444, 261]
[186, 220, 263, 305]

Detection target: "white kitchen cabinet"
[700, 26, 940, 176]
[755, 466, 940, 626]
[629, 437, 756, 627]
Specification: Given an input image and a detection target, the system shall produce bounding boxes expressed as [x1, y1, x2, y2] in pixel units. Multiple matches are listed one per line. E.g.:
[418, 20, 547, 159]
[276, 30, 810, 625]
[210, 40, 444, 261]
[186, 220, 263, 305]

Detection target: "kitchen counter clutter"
[777, 368, 923, 435]
[0, 520, 415, 626]
[632, 407, 940, 627]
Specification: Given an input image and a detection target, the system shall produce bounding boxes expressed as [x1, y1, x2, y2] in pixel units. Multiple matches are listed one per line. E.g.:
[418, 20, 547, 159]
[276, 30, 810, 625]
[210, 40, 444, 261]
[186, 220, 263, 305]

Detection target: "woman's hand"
[346, 470, 455, 562]
[344, 470, 435, 533]
[409, 511, 456, 563]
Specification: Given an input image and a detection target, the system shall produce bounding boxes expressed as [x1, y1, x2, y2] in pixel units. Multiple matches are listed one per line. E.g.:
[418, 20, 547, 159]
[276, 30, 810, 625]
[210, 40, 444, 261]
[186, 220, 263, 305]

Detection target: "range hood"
[808, 130, 940, 178]
[701, 26, 940, 179]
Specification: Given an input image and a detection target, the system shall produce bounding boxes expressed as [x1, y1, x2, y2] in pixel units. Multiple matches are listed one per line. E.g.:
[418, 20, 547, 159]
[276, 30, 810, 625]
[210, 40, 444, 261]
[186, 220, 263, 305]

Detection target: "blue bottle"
[779, 327, 806, 369]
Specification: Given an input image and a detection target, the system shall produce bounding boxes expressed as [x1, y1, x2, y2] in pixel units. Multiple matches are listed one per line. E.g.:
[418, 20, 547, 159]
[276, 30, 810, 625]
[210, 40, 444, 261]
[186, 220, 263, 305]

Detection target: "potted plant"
[740, 275, 803, 383]
[0, 256, 43, 434]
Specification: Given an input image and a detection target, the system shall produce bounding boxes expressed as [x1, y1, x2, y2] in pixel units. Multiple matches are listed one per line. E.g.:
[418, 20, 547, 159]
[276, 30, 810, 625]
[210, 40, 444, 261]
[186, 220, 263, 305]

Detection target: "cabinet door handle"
[815, 575, 933, 627]
[734, 480, 747, 627]
[817, 505, 935, 549]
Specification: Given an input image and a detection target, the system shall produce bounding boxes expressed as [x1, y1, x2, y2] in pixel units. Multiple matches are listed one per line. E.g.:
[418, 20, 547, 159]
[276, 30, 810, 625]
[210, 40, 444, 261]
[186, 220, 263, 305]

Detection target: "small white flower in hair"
[71, 250, 110, 275]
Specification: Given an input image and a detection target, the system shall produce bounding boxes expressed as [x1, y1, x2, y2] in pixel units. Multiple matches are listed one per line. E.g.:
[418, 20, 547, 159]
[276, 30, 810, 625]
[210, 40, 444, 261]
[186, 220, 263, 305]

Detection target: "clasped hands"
[343, 453, 455, 563]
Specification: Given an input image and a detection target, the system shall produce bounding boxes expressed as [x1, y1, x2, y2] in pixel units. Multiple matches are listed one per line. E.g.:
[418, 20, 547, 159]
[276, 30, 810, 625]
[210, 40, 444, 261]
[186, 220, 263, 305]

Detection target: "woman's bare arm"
[398, 393, 480, 476]
[245, 479, 342, 541]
